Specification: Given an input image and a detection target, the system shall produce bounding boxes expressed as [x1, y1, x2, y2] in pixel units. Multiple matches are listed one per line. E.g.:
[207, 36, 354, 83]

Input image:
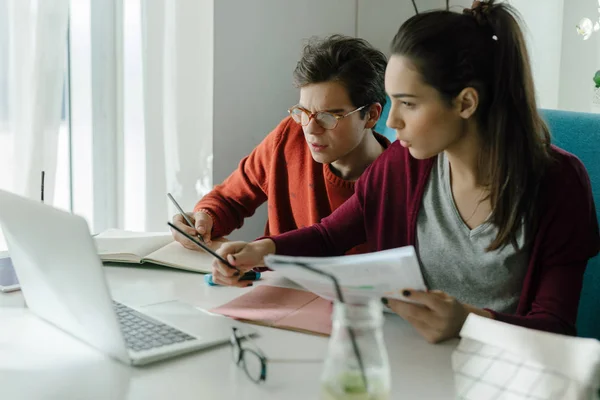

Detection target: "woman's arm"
[489, 154, 600, 335]
[486, 260, 588, 335]
[271, 193, 368, 257]
[211, 194, 368, 285]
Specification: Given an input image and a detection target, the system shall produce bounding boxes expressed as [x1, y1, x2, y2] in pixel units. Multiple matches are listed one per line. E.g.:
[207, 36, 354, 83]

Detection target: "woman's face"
[385, 55, 467, 160]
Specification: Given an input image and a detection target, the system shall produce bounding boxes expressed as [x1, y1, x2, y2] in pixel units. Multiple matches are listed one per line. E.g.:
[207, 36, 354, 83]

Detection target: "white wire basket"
[594, 87, 600, 106]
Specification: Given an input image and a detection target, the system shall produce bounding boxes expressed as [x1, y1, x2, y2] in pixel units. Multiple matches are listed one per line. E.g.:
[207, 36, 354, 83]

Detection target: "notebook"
[452, 314, 600, 400]
[94, 229, 225, 273]
[210, 284, 333, 336]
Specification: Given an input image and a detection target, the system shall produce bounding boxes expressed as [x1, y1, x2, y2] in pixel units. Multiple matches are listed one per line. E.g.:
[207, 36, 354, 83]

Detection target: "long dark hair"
[391, 0, 552, 251]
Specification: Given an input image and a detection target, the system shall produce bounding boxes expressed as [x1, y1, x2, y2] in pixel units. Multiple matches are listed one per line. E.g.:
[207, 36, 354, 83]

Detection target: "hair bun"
[463, 0, 493, 26]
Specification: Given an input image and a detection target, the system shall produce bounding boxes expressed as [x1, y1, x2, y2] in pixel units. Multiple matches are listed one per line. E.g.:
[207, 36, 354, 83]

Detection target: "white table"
[0, 265, 457, 399]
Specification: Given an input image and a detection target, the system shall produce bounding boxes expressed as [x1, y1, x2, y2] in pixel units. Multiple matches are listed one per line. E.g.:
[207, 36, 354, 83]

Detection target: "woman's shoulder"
[538, 145, 596, 218]
[537, 147, 600, 262]
[545, 145, 592, 189]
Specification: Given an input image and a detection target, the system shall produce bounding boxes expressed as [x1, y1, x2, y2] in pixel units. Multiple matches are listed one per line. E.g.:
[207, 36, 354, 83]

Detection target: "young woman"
[210, 1, 600, 343]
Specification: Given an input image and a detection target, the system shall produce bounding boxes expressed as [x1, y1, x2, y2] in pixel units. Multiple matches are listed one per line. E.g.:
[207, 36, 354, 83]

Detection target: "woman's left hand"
[385, 290, 492, 344]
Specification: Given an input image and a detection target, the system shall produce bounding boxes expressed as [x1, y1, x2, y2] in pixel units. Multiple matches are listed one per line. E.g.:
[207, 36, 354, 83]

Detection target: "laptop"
[0, 189, 239, 366]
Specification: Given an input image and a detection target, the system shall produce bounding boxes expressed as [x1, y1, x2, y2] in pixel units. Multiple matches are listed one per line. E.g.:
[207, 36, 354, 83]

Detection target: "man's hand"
[170, 211, 214, 249]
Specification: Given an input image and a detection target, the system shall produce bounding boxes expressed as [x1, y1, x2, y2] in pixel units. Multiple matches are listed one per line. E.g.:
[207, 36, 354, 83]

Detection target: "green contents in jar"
[320, 372, 389, 400]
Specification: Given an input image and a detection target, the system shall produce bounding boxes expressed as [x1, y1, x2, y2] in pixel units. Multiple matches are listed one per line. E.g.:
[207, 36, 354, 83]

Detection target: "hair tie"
[463, 0, 498, 42]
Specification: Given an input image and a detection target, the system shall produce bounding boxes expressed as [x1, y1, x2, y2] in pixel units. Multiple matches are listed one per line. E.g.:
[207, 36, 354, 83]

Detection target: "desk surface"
[0, 264, 457, 400]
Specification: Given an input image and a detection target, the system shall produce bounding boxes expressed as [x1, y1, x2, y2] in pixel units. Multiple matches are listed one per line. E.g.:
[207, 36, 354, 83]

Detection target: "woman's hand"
[384, 289, 492, 344]
[211, 239, 276, 287]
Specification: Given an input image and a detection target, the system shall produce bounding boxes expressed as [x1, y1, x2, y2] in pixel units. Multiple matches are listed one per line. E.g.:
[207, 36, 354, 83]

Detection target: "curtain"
[118, 0, 213, 232]
[0, 0, 69, 249]
[7, 0, 69, 200]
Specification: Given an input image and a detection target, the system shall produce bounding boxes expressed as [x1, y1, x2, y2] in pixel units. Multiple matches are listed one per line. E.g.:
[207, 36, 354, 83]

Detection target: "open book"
[94, 229, 223, 273]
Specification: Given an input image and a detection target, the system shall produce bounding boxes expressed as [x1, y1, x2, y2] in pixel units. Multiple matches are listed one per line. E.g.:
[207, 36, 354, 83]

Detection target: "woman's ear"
[455, 87, 479, 119]
[365, 103, 383, 129]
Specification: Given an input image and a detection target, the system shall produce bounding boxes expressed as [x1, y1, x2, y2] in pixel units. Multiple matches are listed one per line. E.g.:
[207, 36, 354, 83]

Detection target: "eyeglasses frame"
[287, 104, 369, 130]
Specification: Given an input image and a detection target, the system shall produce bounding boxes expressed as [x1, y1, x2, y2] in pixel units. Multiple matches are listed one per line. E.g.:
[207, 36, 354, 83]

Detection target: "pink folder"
[210, 285, 333, 336]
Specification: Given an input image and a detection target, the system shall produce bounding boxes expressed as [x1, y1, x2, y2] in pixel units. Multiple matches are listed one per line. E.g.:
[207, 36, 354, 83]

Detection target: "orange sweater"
[194, 117, 390, 252]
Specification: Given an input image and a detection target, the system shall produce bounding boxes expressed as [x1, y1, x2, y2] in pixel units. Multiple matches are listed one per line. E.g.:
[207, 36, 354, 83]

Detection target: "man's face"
[296, 81, 369, 165]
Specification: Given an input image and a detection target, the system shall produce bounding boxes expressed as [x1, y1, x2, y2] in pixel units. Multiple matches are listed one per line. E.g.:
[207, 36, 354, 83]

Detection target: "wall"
[357, 0, 444, 56]
[453, 0, 597, 112]
[512, 0, 564, 110]
[451, 0, 566, 110]
[558, 0, 599, 112]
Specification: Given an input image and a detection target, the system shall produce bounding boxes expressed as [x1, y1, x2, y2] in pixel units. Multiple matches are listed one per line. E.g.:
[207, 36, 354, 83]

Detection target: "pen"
[167, 222, 260, 285]
[41, 171, 45, 203]
[167, 193, 204, 243]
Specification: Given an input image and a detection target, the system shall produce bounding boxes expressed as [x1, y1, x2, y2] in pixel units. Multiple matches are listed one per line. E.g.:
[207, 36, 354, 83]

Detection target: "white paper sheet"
[263, 246, 427, 303]
[453, 314, 600, 400]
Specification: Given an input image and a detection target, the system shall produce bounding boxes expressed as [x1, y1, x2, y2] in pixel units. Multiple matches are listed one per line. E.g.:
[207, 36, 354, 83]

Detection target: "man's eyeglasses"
[288, 105, 368, 130]
[230, 327, 321, 383]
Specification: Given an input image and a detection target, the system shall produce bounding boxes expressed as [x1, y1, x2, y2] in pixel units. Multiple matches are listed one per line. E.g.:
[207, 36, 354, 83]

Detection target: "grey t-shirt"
[416, 153, 529, 314]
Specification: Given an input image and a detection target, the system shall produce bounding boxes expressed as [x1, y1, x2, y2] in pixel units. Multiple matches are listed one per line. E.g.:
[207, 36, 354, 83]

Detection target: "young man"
[171, 35, 390, 254]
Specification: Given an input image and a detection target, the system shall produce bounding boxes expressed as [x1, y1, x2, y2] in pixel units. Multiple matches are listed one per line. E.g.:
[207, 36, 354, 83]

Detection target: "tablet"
[0, 253, 20, 292]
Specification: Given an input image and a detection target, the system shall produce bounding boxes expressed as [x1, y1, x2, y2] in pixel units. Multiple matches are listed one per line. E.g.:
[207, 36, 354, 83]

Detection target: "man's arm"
[194, 120, 287, 238]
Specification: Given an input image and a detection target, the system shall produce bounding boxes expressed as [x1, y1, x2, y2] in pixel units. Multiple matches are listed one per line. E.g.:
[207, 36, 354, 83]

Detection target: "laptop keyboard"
[113, 301, 196, 352]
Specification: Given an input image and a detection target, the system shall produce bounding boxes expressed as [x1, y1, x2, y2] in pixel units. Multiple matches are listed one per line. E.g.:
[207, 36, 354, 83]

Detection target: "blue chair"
[376, 104, 600, 339]
[541, 109, 600, 339]
[375, 101, 396, 143]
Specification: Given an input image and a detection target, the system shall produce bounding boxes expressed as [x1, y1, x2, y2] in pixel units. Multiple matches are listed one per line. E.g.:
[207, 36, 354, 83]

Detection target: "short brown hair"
[293, 35, 387, 117]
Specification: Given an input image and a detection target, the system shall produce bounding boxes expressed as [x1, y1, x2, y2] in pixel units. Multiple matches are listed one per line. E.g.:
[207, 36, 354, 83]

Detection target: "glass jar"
[320, 299, 391, 400]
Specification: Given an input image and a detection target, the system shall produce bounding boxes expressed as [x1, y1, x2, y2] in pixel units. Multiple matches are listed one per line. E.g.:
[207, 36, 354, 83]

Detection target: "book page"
[94, 229, 174, 262]
[264, 246, 427, 303]
[143, 240, 227, 273]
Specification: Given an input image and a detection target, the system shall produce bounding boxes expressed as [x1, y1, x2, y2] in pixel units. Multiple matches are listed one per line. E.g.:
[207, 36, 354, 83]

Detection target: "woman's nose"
[386, 112, 404, 131]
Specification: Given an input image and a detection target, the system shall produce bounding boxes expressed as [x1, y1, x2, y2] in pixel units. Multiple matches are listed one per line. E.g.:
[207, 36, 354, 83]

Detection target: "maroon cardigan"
[271, 142, 600, 335]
